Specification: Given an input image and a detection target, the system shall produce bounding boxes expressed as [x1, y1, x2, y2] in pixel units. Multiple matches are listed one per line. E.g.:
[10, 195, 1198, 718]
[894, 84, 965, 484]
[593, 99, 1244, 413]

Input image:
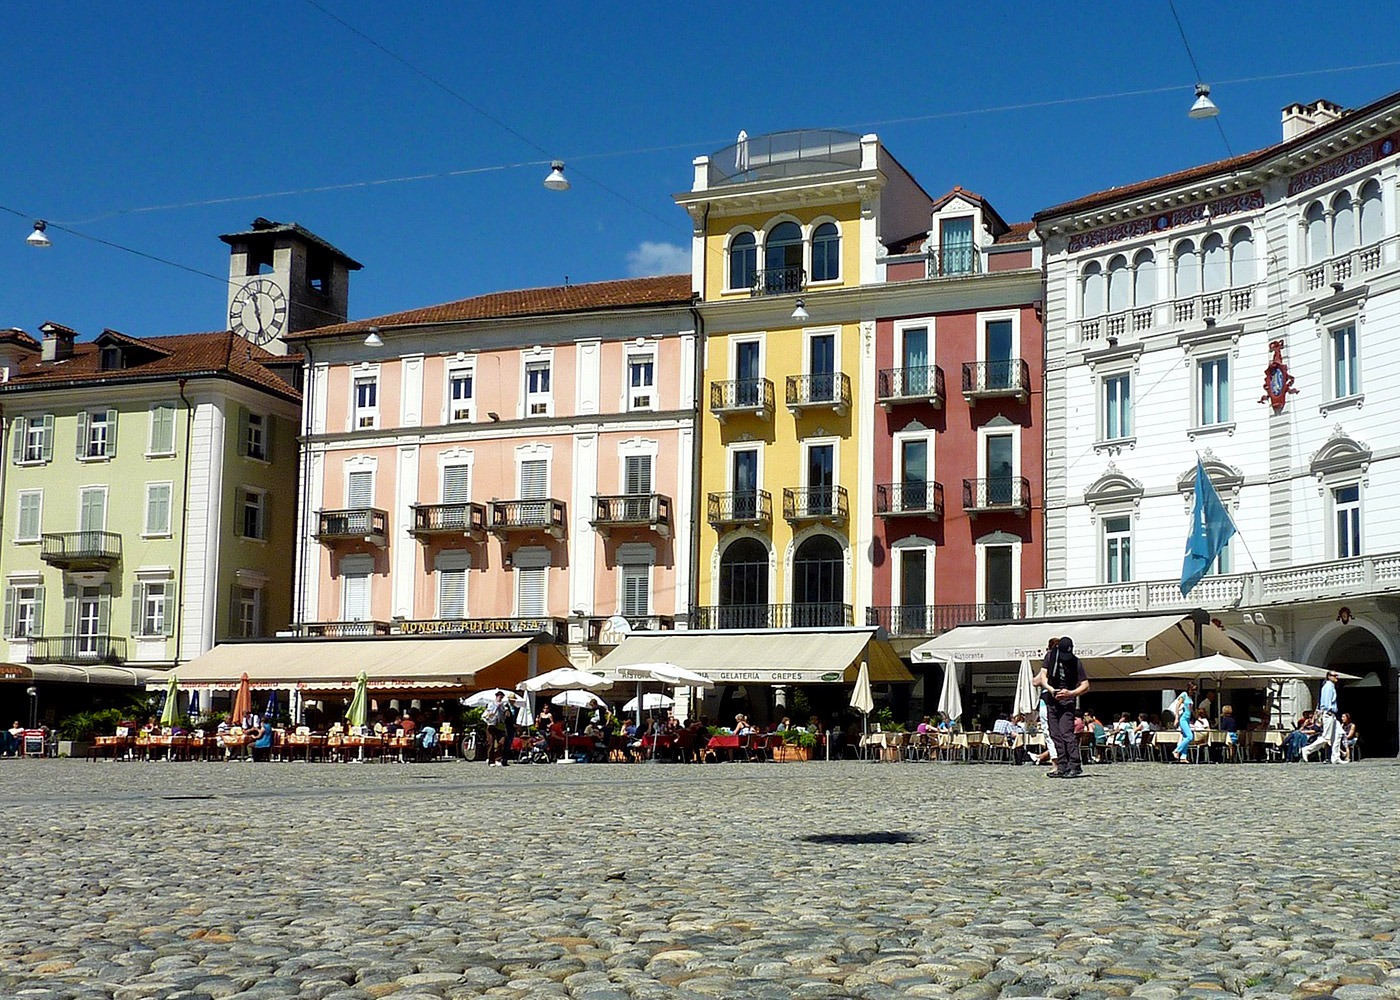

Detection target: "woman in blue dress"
[1169, 682, 1196, 762]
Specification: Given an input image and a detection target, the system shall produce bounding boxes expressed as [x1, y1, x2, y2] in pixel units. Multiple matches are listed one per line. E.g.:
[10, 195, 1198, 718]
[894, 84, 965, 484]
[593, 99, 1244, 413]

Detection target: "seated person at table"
[1192, 713, 1210, 733]
[400, 713, 416, 738]
[992, 713, 1014, 737]
[534, 705, 554, 733]
[1284, 711, 1317, 761]
[1340, 712, 1359, 761]
[775, 716, 793, 732]
[251, 719, 274, 760]
[915, 716, 933, 735]
[734, 714, 755, 736]
[1218, 706, 1238, 744]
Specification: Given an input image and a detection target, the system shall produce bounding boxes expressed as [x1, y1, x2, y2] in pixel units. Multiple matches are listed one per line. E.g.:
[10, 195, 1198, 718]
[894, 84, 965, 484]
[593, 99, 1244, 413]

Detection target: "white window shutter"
[343, 573, 370, 621]
[438, 568, 466, 618]
[519, 460, 548, 499]
[11, 417, 25, 463]
[516, 566, 546, 617]
[41, 414, 54, 462]
[105, 409, 118, 457]
[75, 411, 89, 459]
[442, 464, 471, 503]
[347, 471, 374, 508]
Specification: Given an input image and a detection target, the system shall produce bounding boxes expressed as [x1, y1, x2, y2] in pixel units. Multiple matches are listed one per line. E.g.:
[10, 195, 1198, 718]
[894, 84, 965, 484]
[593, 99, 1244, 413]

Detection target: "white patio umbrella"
[614, 662, 714, 726]
[1012, 657, 1038, 718]
[937, 662, 963, 723]
[551, 690, 608, 709]
[623, 692, 674, 713]
[464, 688, 519, 707]
[1257, 659, 1359, 681]
[519, 667, 611, 693]
[849, 661, 875, 760]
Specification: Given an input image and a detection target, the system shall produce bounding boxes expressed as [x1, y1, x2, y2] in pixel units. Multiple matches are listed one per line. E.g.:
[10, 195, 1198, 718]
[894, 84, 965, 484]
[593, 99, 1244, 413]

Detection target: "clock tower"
[220, 218, 363, 355]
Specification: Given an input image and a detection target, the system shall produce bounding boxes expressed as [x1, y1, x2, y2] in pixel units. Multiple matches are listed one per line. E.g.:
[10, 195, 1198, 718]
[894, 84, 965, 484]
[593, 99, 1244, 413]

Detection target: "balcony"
[592, 494, 673, 537]
[710, 378, 775, 421]
[296, 621, 393, 638]
[409, 502, 487, 541]
[867, 603, 1024, 637]
[785, 372, 851, 416]
[490, 499, 567, 539]
[926, 246, 981, 278]
[707, 490, 772, 530]
[706, 129, 863, 188]
[587, 614, 676, 645]
[750, 265, 806, 297]
[1171, 286, 1261, 323]
[315, 509, 388, 547]
[693, 603, 854, 629]
[961, 359, 1030, 403]
[1026, 550, 1400, 619]
[876, 482, 945, 519]
[877, 365, 945, 409]
[1077, 284, 1265, 344]
[963, 477, 1031, 516]
[783, 486, 848, 525]
[27, 635, 126, 664]
[1299, 240, 1391, 296]
[39, 531, 121, 572]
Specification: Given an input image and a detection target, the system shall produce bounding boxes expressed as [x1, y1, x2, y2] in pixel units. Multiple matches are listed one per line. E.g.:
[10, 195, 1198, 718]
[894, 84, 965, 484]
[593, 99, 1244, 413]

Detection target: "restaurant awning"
[911, 614, 1253, 682]
[592, 627, 914, 685]
[0, 662, 168, 686]
[157, 635, 570, 692]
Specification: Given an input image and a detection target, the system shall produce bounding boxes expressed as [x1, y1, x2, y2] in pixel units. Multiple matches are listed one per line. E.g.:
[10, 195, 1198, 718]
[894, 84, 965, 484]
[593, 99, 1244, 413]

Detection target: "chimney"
[39, 323, 76, 363]
[1282, 99, 1345, 141]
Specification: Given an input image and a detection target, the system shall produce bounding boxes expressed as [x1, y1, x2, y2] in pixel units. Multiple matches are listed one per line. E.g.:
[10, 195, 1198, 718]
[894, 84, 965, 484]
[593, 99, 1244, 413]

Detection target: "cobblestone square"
[2, 759, 1397, 1000]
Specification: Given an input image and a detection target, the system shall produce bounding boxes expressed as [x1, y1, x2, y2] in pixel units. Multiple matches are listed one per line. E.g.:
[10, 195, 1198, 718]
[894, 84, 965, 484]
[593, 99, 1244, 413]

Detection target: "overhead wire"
[1166, 0, 1235, 157]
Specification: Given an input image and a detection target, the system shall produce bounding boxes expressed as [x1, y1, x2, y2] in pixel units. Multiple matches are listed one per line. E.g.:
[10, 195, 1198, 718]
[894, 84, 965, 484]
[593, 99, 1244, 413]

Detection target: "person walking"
[1043, 636, 1089, 778]
[482, 691, 511, 767]
[1168, 682, 1196, 762]
[1303, 671, 1343, 763]
[1032, 637, 1060, 773]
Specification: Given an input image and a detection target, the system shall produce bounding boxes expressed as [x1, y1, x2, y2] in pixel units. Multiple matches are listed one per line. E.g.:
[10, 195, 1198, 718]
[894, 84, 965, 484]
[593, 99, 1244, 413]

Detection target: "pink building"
[287, 275, 697, 667]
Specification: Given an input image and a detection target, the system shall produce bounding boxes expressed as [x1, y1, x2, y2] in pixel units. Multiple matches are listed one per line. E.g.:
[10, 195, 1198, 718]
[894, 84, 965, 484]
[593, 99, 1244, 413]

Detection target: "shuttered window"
[14, 414, 54, 464]
[145, 483, 172, 535]
[347, 470, 374, 507]
[341, 558, 373, 622]
[442, 464, 471, 503]
[77, 409, 118, 459]
[149, 404, 176, 455]
[519, 459, 548, 525]
[231, 586, 263, 638]
[79, 488, 106, 533]
[131, 581, 176, 638]
[516, 566, 547, 617]
[4, 585, 44, 639]
[16, 491, 42, 541]
[621, 563, 650, 616]
[623, 455, 653, 520]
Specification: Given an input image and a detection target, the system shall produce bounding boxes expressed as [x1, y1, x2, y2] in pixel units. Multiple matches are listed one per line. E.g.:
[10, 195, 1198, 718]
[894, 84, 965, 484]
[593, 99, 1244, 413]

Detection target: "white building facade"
[1032, 91, 1400, 756]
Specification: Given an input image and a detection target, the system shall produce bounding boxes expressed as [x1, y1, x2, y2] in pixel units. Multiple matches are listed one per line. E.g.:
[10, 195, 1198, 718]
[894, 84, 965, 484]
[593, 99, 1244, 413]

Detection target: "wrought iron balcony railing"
[961, 359, 1030, 401]
[410, 502, 487, 539]
[710, 378, 775, 420]
[750, 265, 806, 296]
[591, 494, 673, 537]
[782, 486, 848, 523]
[877, 365, 945, 408]
[866, 603, 1024, 636]
[39, 531, 122, 570]
[707, 490, 772, 528]
[876, 482, 945, 518]
[490, 499, 567, 538]
[693, 603, 854, 630]
[785, 372, 851, 415]
[315, 508, 389, 546]
[927, 245, 980, 278]
[27, 635, 127, 664]
[962, 477, 1031, 514]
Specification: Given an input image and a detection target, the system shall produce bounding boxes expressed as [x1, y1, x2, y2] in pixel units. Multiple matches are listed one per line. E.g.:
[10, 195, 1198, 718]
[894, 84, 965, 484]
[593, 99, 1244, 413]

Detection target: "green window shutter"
[261, 496, 269, 539]
[237, 407, 250, 457]
[263, 415, 275, 463]
[63, 585, 77, 635]
[228, 585, 240, 638]
[131, 586, 144, 634]
[164, 580, 177, 637]
[33, 586, 44, 635]
[11, 416, 25, 464]
[97, 584, 112, 636]
[3, 587, 15, 639]
[75, 411, 89, 459]
[105, 409, 118, 457]
[41, 415, 54, 462]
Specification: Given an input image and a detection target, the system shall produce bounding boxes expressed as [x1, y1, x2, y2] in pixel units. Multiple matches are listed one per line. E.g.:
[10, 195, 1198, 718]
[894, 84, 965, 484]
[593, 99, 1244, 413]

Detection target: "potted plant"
[775, 729, 817, 762]
[55, 707, 127, 758]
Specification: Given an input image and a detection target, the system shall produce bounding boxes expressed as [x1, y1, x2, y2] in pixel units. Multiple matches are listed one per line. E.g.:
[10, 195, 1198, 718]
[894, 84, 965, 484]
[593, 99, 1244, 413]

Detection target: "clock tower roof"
[220, 217, 363, 270]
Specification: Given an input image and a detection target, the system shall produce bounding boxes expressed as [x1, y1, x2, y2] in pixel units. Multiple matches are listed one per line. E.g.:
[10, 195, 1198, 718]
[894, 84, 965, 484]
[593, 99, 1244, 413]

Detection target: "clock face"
[229, 278, 288, 345]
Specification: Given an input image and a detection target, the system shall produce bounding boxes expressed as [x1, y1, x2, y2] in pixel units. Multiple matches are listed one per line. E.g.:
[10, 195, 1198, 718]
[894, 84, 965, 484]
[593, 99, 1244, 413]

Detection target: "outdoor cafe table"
[285, 733, 327, 762]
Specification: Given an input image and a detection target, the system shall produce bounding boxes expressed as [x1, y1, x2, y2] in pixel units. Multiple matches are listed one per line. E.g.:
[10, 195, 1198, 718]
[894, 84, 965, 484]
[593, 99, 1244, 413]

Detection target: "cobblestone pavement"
[2, 759, 1397, 1000]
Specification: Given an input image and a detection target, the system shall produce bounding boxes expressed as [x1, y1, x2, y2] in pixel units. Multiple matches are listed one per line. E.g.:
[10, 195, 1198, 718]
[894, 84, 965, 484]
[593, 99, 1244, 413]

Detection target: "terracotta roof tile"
[0, 330, 299, 402]
[288, 274, 695, 341]
[0, 329, 40, 350]
[883, 233, 928, 256]
[994, 222, 1034, 245]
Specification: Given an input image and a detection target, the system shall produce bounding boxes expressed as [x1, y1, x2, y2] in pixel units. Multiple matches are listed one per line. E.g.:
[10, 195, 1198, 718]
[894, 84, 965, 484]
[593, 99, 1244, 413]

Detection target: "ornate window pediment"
[1084, 462, 1144, 509]
[1175, 451, 1244, 498]
[1310, 426, 1371, 479]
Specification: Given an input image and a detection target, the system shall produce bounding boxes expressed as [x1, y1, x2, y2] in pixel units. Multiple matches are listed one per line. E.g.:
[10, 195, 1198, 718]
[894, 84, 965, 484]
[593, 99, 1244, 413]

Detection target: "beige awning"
[593, 627, 913, 685]
[911, 614, 1252, 681]
[160, 636, 569, 692]
[0, 662, 168, 686]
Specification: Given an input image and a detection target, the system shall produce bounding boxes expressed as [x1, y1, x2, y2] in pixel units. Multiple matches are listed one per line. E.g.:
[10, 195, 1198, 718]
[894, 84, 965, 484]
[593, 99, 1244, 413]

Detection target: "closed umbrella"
[188, 689, 201, 720]
[937, 662, 963, 723]
[849, 661, 875, 760]
[516, 689, 536, 729]
[347, 671, 369, 730]
[623, 692, 674, 713]
[1013, 657, 1038, 718]
[230, 673, 252, 728]
[159, 675, 180, 728]
[265, 690, 279, 723]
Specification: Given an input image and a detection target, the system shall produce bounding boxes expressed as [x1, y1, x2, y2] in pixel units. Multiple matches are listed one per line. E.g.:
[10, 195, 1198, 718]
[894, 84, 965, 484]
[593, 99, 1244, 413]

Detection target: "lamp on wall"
[791, 298, 810, 322]
[363, 326, 384, 348]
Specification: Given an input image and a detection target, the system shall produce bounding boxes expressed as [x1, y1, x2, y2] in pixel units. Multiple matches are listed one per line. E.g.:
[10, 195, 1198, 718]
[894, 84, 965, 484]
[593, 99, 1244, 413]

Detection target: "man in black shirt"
[1043, 636, 1090, 778]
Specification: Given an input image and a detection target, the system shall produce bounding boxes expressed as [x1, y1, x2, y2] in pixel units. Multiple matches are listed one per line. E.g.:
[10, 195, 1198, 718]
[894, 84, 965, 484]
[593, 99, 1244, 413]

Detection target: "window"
[347, 469, 374, 508]
[67, 585, 111, 657]
[1306, 201, 1328, 263]
[233, 586, 263, 638]
[239, 409, 268, 460]
[519, 458, 549, 525]
[435, 551, 469, 619]
[4, 584, 43, 639]
[78, 488, 106, 533]
[132, 581, 174, 638]
[808, 332, 835, 400]
[1132, 249, 1155, 305]
[18, 415, 54, 464]
[1202, 234, 1227, 292]
[620, 561, 651, 616]
[764, 221, 803, 291]
[983, 432, 1016, 506]
[16, 491, 42, 542]
[1081, 262, 1104, 317]
[730, 447, 760, 520]
[1198, 357, 1229, 426]
[718, 538, 769, 626]
[1332, 191, 1355, 255]
[734, 339, 762, 406]
[100, 345, 122, 371]
[939, 217, 975, 275]
[729, 231, 756, 291]
[525, 359, 552, 416]
[1174, 240, 1199, 298]
[144, 483, 172, 536]
[353, 375, 378, 429]
[1104, 516, 1132, 583]
[898, 548, 928, 631]
[981, 545, 1015, 618]
[900, 438, 928, 510]
[448, 367, 475, 422]
[1229, 228, 1255, 287]
[513, 549, 549, 617]
[239, 488, 267, 540]
[806, 443, 835, 515]
[983, 319, 1014, 390]
[1359, 180, 1384, 246]
[77, 409, 117, 460]
[811, 222, 840, 282]
[627, 354, 655, 411]
[1102, 374, 1131, 441]
[340, 556, 373, 622]
[1107, 255, 1129, 311]
[442, 463, 471, 504]
[148, 405, 176, 456]
[1331, 323, 1359, 399]
[623, 454, 653, 520]
[1334, 484, 1361, 558]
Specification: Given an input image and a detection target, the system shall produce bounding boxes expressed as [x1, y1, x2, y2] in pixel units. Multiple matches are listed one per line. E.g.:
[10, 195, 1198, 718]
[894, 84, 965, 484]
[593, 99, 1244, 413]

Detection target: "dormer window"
[100, 346, 122, 371]
[938, 217, 975, 275]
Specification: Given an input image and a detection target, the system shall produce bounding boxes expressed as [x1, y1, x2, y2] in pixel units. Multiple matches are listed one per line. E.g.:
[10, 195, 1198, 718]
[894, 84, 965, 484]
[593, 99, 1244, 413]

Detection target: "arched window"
[729, 232, 756, 291]
[1081, 262, 1104, 318]
[718, 537, 769, 629]
[811, 222, 840, 282]
[1202, 233, 1227, 292]
[791, 534, 844, 626]
[1359, 180, 1384, 246]
[764, 221, 803, 293]
[1174, 240, 1199, 298]
[1132, 249, 1156, 305]
[1332, 191, 1355, 255]
[1306, 201, 1328, 263]
[1107, 255, 1130, 312]
[1228, 227, 1255, 287]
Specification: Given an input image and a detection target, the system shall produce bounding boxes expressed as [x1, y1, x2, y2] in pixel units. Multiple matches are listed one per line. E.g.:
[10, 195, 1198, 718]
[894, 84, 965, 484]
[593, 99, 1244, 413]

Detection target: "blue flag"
[1180, 460, 1237, 596]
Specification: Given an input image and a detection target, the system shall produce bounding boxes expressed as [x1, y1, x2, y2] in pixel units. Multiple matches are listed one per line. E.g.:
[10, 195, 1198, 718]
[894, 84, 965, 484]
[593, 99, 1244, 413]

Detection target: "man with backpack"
[1040, 636, 1090, 779]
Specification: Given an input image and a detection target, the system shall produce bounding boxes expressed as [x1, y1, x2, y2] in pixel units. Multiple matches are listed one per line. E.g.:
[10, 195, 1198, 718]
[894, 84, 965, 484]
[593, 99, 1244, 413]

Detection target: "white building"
[1032, 90, 1400, 756]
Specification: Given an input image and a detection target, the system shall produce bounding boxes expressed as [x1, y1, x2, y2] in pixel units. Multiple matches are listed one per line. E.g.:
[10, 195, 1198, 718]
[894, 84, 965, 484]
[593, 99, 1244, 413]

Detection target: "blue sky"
[3, 1, 1399, 338]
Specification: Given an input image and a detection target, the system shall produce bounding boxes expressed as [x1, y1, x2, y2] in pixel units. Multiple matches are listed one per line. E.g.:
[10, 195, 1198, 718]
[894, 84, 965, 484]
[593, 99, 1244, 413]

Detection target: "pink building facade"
[288, 276, 697, 667]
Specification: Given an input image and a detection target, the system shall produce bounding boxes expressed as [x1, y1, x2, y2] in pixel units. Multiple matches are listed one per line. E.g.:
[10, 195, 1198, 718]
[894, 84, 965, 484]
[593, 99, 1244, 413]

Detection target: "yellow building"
[676, 130, 936, 630]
